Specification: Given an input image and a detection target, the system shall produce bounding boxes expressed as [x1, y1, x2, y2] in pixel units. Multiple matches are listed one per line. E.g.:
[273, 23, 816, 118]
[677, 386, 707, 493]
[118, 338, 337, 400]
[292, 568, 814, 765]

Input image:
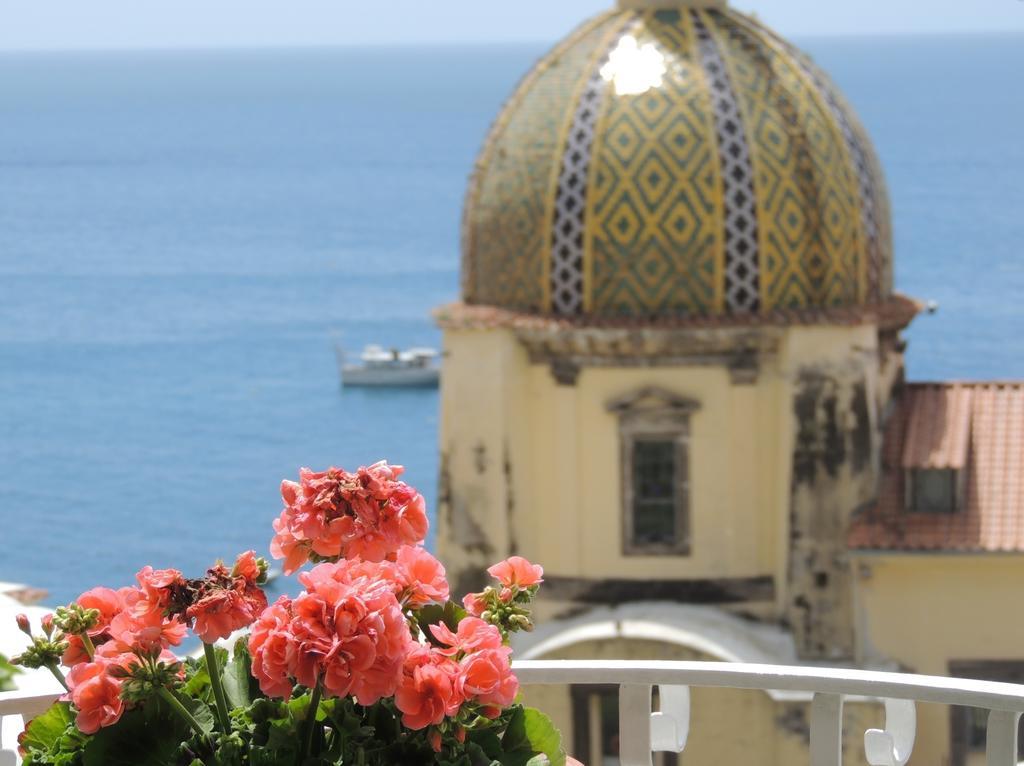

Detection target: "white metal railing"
[3, 661, 1024, 765]
[0, 690, 58, 766]
[513, 660, 1024, 766]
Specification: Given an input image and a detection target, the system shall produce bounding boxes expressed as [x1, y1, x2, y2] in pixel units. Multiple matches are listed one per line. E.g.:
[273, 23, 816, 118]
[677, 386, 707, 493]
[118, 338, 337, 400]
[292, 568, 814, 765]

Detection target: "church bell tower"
[435, 0, 917, 662]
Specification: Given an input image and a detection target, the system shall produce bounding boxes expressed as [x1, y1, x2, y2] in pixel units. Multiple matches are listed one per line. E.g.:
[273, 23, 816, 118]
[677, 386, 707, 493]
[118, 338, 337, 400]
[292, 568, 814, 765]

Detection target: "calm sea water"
[1, 36, 1022, 606]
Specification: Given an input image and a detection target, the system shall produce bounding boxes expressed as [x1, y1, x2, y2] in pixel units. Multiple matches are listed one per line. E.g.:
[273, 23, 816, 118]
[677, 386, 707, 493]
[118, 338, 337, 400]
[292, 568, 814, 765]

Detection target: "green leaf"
[419, 600, 469, 646]
[223, 643, 254, 710]
[19, 702, 76, 752]
[468, 728, 504, 760]
[182, 656, 211, 698]
[500, 707, 565, 766]
[81, 708, 183, 766]
[173, 691, 217, 735]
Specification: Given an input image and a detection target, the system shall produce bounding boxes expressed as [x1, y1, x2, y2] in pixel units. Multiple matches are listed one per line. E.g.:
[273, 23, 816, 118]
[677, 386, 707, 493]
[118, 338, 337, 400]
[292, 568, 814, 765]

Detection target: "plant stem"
[45, 663, 69, 692]
[79, 632, 96, 660]
[157, 687, 207, 738]
[296, 678, 324, 766]
[203, 643, 232, 733]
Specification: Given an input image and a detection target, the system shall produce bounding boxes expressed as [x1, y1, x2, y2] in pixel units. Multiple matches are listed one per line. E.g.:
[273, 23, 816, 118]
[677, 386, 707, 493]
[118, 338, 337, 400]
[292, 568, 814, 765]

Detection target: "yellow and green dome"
[461, 0, 893, 320]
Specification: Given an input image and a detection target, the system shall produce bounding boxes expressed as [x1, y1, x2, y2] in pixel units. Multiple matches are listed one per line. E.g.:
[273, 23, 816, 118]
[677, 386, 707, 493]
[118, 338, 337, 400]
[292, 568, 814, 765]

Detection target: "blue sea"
[1, 35, 1022, 607]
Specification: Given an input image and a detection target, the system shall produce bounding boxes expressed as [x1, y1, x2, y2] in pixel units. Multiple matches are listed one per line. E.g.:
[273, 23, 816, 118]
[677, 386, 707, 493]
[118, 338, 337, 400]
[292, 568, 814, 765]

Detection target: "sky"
[0, 0, 1022, 51]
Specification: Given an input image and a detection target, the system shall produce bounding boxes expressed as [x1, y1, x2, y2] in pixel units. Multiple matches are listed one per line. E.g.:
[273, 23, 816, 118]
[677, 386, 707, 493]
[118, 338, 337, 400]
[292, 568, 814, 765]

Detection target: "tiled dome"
[461, 1, 893, 320]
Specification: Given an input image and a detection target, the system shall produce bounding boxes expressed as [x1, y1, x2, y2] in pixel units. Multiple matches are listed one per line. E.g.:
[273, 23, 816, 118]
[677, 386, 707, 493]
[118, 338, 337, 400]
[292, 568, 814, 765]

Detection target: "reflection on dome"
[599, 35, 666, 96]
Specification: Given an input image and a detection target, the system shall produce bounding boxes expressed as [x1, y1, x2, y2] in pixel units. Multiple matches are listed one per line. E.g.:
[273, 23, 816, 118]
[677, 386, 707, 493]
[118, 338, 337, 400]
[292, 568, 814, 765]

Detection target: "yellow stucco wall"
[439, 323, 881, 619]
[436, 321, 918, 760]
[854, 554, 1024, 764]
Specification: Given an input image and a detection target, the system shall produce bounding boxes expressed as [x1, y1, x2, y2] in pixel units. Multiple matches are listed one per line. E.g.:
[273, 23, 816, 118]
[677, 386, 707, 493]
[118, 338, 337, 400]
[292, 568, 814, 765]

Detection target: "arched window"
[607, 388, 700, 556]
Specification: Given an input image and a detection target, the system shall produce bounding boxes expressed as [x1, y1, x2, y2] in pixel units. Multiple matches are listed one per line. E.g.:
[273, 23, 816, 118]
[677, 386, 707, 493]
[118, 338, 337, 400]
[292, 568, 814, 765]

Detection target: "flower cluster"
[15, 551, 269, 737]
[463, 556, 544, 638]
[249, 557, 411, 704]
[184, 551, 269, 644]
[14, 461, 566, 766]
[396, 617, 517, 735]
[16, 575, 189, 734]
[270, 461, 429, 574]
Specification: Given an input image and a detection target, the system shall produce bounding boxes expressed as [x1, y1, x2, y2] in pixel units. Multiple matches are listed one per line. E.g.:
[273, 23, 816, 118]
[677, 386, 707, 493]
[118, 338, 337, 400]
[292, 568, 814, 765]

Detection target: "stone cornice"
[434, 295, 920, 386]
[434, 293, 922, 335]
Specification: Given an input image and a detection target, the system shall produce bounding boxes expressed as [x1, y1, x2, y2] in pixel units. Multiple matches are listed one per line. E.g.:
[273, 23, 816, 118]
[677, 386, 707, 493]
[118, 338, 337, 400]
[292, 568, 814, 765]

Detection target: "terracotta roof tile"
[849, 382, 1024, 552]
[900, 385, 972, 469]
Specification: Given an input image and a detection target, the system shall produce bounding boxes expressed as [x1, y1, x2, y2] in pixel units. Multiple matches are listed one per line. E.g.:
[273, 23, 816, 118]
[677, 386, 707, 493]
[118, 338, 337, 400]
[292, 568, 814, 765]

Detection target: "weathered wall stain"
[850, 381, 873, 474]
[504, 445, 518, 556]
[788, 365, 882, 660]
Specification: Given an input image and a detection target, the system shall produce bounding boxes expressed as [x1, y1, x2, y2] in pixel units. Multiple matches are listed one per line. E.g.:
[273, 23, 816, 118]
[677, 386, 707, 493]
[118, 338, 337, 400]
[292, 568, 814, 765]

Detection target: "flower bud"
[15, 614, 31, 636]
[256, 557, 270, 584]
[481, 705, 502, 719]
[428, 728, 442, 753]
[41, 614, 54, 637]
[509, 613, 534, 632]
[455, 726, 466, 744]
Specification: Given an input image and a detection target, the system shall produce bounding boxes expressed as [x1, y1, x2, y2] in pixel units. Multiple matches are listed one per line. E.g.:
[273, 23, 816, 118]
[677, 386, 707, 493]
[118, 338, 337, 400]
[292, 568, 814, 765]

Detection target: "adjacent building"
[435, 0, 1024, 763]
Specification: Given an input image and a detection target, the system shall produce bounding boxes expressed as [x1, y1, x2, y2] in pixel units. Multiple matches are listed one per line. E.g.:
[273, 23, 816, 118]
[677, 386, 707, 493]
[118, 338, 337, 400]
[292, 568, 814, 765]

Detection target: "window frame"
[608, 387, 699, 558]
[948, 660, 1024, 765]
[906, 467, 960, 514]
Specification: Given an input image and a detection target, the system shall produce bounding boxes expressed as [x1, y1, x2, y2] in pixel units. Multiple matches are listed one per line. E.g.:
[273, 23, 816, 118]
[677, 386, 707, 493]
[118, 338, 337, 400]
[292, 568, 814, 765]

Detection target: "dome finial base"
[618, 0, 727, 9]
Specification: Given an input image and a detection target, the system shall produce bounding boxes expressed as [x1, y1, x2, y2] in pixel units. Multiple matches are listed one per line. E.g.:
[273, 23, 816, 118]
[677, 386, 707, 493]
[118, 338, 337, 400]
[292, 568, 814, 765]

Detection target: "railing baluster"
[650, 685, 689, 754]
[619, 683, 653, 766]
[810, 692, 844, 766]
[864, 698, 916, 766]
[1, 712, 22, 766]
[985, 709, 1022, 766]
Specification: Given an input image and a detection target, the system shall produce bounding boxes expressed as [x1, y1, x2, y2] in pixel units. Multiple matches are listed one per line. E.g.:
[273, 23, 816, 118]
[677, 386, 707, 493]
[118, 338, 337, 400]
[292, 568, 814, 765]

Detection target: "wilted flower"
[186, 551, 269, 644]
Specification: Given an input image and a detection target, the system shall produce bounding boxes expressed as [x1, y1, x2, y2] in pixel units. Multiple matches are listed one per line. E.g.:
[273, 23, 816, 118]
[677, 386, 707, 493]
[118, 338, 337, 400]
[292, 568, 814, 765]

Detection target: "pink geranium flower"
[107, 604, 187, 655]
[430, 617, 503, 658]
[62, 587, 126, 667]
[457, 647, 518, 707]
[269, 462, 429, 574]
[249, 559, 411, 705]
[394, 646, 463, 730]
[487, 556, 544, 588]
[461, 592, 486, 617]
[394, 546, 450, 607]
[249, 596, 296, 699]
[66, 659, 125, 735]
[292, 563, 410, 704]
[132, 566, 185, 620]
[232, 550, 262, 582]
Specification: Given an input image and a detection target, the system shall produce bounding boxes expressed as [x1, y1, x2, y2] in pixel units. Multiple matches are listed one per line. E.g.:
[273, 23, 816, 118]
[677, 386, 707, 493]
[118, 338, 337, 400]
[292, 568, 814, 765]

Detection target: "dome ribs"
[549, 18, 639, 317]
[460, 5, 895, 323]
[691, 8, 761, 314]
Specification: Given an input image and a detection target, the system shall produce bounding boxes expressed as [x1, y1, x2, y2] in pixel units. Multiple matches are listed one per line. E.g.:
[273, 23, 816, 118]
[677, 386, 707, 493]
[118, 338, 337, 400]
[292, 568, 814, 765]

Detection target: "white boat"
[338, 344, 440, 388]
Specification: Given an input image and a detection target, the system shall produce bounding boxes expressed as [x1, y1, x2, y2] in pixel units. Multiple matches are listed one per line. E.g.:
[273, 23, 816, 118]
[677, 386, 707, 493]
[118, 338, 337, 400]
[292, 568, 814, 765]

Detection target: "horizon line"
[1, 27, 1023, 55]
